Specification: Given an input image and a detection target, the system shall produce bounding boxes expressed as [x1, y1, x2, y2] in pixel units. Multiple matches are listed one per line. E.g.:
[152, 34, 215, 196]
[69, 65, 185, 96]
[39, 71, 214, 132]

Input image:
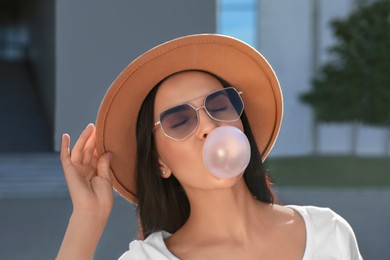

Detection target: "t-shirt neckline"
[155, 205, 311, 260]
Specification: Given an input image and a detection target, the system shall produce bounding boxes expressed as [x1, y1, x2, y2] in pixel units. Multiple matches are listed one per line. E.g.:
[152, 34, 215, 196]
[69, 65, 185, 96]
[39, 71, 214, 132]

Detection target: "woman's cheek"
[166, 142, 199, 173]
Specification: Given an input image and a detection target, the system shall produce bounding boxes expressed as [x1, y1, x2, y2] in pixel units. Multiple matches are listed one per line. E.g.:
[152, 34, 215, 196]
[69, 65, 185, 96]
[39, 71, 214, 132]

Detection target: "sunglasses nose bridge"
[193, 105, 213, 121]
[193, 105, 206, 113]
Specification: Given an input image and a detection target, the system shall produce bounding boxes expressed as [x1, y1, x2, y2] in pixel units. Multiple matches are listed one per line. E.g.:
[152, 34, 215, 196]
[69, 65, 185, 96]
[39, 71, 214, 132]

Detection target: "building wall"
[23, 0, 55, 132]
[259, 0, 314, 156]
[55, 0, 216, 150]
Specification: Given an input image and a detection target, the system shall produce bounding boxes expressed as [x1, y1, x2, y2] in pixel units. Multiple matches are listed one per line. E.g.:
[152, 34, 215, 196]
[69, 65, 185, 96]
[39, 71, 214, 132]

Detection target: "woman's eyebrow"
[179, 88, 225, 104]
[207, 90, 228, 101]
[161, 104, 190, 117]
[160, 88, 228, 116]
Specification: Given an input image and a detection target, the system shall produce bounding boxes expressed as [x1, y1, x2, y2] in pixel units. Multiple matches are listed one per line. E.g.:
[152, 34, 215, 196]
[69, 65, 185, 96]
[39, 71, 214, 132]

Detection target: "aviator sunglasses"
[154, 87, 244, 140]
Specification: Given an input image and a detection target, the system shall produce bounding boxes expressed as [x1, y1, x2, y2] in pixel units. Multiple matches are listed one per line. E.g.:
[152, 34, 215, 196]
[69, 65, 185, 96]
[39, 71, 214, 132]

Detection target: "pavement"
[0, 153, 389, 259]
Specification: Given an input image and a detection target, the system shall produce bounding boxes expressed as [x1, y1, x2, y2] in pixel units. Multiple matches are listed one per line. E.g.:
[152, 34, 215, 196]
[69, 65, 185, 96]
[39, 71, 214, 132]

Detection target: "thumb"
[97, 153, 113, 182]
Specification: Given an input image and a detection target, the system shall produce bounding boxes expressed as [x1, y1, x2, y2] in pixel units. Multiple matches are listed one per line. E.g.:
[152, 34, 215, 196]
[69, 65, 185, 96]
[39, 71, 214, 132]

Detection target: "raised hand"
[57, 123, 114, 259]
[60, 123, 114, 217]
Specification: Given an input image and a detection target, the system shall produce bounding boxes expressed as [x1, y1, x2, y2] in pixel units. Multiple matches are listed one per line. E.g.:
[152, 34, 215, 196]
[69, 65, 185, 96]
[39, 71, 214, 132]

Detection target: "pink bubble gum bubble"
[203, 126, 251, 179]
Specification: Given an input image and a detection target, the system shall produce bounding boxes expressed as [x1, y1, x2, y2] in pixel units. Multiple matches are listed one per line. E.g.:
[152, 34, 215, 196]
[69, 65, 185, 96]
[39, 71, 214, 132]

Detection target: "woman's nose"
[196, 108, 219, 140]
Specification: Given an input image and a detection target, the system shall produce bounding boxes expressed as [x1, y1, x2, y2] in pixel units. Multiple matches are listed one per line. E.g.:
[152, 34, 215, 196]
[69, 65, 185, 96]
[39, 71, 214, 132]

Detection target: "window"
[217, 0, 258, 48]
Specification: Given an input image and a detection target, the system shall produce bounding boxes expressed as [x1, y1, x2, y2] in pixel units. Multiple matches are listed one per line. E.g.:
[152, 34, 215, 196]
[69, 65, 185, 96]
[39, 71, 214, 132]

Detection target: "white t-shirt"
[119, 205, 363, 260]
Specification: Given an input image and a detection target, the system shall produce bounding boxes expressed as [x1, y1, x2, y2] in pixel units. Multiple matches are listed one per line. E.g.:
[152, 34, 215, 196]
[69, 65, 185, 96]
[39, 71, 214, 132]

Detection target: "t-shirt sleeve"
[306, 206, 363, 260]
[118, 240, 147, 260]
[118, 232, 177, 260]
[332, 210, 362, 260]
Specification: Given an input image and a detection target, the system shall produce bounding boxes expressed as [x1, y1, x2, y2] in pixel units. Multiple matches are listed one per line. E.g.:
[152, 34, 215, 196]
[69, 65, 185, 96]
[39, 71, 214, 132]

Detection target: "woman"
[57, 34, 362, 259]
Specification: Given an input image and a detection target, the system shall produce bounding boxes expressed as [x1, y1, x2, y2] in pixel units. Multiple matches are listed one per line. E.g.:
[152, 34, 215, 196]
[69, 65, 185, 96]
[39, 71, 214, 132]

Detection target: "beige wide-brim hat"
[96, 34, 283, 204]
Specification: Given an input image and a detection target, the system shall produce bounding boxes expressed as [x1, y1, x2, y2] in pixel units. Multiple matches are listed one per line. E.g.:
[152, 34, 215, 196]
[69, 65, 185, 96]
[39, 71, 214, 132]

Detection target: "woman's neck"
[179, 178, 270, 242]
[164, 179, 306, 260]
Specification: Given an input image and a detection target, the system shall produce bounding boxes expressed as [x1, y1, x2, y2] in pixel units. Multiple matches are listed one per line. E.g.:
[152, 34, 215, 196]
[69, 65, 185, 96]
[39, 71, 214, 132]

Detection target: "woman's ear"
[158, 158, 172, 178]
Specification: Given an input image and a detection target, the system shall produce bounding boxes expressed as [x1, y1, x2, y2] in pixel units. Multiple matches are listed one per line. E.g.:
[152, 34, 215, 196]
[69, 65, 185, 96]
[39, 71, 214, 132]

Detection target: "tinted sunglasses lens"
[160, 104, 197, 139]
[205, 88, 243, 121]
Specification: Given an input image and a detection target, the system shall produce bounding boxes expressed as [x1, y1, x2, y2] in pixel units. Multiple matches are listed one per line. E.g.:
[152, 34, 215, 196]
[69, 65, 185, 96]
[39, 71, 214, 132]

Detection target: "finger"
[82, 130, 96, 165]
[60, 134, 78, 187]
[71, 123, 95, 164]
[90, 148, 99, 169]
[60, 133, 71, 169]
[97, 153, 113, 182]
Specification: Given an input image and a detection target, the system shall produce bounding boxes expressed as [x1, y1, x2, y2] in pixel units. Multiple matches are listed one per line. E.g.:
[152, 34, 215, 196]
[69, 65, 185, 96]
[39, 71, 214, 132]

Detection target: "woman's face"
[153, 71, 244, 191]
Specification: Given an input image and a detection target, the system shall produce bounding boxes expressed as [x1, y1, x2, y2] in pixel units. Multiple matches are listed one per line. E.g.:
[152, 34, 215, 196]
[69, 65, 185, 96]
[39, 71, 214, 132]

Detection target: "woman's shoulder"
[286, 205, 363, 260]
[286, 205, 355, 234]
[287, 204, 345, 223]
[118, 231, 179, 260]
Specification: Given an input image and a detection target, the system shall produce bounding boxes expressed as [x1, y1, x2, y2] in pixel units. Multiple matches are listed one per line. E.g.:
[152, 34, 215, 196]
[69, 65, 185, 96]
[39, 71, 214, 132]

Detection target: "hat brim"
[96, 34, 283, 204]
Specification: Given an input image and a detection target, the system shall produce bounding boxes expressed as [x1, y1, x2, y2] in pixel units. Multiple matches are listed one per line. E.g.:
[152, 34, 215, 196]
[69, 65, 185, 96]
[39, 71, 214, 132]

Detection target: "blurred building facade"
[259, 0, 390, 157]
[0, 0, 388, 157]
[0, 0, 216, 152]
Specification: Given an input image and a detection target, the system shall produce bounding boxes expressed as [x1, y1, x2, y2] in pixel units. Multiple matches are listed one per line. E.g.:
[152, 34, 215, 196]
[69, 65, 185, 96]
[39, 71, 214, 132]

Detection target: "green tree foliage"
[301, 0, 390, 125]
